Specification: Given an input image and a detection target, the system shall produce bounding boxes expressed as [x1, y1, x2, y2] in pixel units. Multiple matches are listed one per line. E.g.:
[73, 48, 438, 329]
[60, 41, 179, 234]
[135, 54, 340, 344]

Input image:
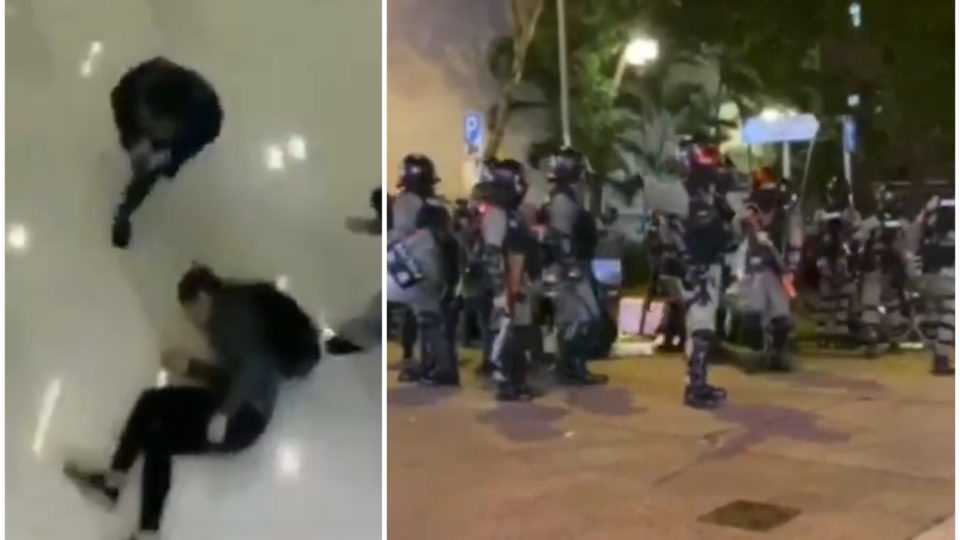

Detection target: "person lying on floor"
[63, 264, 319, 540]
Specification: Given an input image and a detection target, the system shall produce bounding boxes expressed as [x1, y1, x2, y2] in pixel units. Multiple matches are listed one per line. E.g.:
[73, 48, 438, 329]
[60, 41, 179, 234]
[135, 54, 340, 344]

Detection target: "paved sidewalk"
[388, 347, 954, 540]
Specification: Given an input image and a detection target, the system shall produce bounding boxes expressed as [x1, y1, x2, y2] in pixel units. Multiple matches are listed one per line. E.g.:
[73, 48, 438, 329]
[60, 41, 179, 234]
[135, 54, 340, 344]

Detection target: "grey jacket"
[205, 289, 282, 421]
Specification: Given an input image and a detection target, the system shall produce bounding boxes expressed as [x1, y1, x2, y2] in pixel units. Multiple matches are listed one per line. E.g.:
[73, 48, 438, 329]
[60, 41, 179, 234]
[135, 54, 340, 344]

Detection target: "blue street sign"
[464, 111, 484, 157]
[742, 114, 820, 145]
[843, 116, 857, 153]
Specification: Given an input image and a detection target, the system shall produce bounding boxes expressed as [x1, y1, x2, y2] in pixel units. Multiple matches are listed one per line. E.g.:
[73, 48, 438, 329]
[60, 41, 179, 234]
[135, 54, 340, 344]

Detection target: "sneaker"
[111, 218, 132, 249]
[63, 463, 120, 510]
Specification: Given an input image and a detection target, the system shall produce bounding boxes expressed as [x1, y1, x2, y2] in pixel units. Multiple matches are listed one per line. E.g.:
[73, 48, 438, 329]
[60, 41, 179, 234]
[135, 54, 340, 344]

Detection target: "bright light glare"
[286, 135, 307, 161]
[32, 379, 62, 455]
[7, 223, 29, 251]
[624, 37, 659, 66]
[156, 369, 169, 387]
[760, 108, 783, 121]
[266, 145, 285, 171]
[276, 443, 301, 478]
[275, 274, 290, 291]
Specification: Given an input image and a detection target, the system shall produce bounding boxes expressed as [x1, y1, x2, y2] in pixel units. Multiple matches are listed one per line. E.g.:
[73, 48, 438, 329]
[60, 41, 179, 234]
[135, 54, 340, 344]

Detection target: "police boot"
[931, 355, 955, 376]
[683, 330, 725, 409]
[684, 385, 723, 409]
[576, 358, 609, 385]
[767, 317, 793, 372]
[397, 364, 422, 383]
[495, 381, 533, 402]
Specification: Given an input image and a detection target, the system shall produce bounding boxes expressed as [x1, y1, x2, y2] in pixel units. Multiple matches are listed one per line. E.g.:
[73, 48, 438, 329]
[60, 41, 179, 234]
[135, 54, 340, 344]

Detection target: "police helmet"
[398, 153, 438, 195]
[546, 147, 588, 183]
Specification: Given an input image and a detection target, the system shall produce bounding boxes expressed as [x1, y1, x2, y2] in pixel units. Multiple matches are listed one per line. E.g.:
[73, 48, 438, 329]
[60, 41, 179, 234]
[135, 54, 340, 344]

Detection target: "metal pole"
[782, 141, 791, 180]
[557, 0, 571, 147]
[613, 51, 627, 91]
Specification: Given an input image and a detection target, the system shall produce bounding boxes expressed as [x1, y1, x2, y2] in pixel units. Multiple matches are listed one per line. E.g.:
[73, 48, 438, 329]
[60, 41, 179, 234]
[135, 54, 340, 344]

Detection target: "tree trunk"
[483, 0, 545, 159]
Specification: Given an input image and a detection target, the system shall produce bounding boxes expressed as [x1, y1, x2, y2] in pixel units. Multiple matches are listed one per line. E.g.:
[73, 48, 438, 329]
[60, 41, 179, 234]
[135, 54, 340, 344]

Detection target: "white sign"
[742, 114, 820, 145]
[463, 111, 484, 157]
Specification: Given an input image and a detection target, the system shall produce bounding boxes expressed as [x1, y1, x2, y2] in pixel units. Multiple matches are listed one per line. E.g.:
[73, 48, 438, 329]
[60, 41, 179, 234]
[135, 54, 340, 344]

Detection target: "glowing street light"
[624, 37, 659, 67]
[614, 36, 660, 89]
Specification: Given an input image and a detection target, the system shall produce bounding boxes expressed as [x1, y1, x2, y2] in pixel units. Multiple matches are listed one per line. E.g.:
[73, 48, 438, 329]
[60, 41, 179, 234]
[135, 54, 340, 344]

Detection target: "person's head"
[398, 154, 439, 196]
[177, 264, 223, 327]
[546, 147, 587, 185]
[138, 73, 192, 140]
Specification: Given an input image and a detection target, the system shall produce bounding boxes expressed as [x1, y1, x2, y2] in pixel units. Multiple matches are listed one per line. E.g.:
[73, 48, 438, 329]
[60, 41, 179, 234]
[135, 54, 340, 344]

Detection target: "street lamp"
[614, 36, 660, 89]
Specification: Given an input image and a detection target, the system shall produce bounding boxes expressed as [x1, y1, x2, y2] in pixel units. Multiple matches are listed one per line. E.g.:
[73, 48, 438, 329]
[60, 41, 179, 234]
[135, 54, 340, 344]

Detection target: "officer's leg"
[881, 282, 908, 351]
[860, 271, 882, 358]
[683, 265, 725, 408]
[766, 271, 793, 371]
[555, 287, 607, 386]
[930, 275, 955, 376]
[816, 276, 833, 348]
[417, 307, 459, 386]
[575, 278, 607, 383]
[396, 306, 421, 382]
[738, 274, 766, 352]
[475, 295, 494, 375]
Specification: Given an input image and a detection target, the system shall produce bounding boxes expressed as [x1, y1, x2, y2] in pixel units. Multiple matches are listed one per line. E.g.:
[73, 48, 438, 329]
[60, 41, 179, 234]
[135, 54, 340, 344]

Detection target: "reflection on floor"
[7, 1, 381, 538]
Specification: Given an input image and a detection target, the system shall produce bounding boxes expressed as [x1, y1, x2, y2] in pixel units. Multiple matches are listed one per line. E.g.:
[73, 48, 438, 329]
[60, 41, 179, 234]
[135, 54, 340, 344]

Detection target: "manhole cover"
[698, 500, 801, 532]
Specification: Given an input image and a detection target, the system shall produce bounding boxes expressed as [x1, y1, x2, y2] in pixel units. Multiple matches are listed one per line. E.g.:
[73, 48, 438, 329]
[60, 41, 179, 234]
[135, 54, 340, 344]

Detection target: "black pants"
[400, 308, 418, 360]
[461, 294, 492, 367]
[110, 387, 267, 532]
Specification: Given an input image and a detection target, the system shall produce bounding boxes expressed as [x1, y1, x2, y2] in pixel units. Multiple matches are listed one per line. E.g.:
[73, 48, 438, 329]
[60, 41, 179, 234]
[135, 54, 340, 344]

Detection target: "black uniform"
[110, 57, 223, 248]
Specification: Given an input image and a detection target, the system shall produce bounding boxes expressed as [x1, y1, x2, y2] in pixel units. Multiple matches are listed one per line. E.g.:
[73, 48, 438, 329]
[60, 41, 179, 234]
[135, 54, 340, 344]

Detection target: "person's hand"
[207, 413, 228, 444]
[130, 140, 153, 173]
[130, 139, 152, 161]
[161, 349, 192, 375]
[147, 149, 171, 170]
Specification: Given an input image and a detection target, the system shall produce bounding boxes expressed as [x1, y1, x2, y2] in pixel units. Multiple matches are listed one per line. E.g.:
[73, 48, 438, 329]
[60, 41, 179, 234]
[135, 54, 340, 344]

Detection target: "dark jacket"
[205, 287, 282, 421]
[110, 57, 223, 177]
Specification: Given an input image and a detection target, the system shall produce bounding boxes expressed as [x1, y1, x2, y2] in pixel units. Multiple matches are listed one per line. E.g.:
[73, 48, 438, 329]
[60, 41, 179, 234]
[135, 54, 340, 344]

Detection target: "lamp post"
[557, 0, 571, 147]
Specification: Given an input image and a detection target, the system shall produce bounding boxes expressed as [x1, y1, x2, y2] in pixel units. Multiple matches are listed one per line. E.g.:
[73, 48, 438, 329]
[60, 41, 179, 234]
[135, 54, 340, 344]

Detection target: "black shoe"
[397, 365, 422, 383]
[63, 463, 120, 510]
[517, 384, 543, 400]
[684, 385, 723, 409]
[419, 370, 460, 387]
[932, 356, 955, 376]
[703, 384, 727, 401]
[325, 335, 364, 355]
[495, 383, 533, 402]
[111, 218, 131, 249]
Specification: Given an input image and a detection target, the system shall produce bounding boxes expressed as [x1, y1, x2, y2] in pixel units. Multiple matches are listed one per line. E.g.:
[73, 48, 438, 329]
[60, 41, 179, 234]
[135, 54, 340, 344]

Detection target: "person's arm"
[207, 304, 267, 418]
[164, 79, 223, 175]
[110, 64, 149, 150]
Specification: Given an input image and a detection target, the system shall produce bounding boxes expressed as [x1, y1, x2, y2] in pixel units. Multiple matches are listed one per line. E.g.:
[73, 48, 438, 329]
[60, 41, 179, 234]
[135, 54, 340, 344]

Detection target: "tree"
[483, 0, 546, 159]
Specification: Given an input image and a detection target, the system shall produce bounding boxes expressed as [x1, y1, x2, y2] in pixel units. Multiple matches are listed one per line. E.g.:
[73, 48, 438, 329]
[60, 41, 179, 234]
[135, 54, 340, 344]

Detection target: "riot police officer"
[732, 168, 802, 371]
[542, 148, 608, 386]
[855, 184, 910, 357]
[671, 140, 733, 408]
[389, 154, 440, 378]
[906, 195, 955, 376]
[472, 158, 539, 400]
[811, 177, 861, 348]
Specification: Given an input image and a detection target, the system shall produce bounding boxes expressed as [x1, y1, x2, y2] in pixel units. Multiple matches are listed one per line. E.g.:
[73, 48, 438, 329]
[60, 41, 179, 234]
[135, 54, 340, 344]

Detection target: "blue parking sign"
[464, 111, 484, 157]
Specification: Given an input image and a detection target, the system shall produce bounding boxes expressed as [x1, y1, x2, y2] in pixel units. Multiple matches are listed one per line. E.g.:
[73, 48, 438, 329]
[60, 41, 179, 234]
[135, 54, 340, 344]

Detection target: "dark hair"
[144, 73, 193, 119]
[177, 264, 223, 303]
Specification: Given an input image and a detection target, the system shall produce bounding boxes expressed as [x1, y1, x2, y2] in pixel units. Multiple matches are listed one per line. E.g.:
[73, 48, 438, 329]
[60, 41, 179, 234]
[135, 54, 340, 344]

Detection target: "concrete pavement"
[388, 346, 954, 540]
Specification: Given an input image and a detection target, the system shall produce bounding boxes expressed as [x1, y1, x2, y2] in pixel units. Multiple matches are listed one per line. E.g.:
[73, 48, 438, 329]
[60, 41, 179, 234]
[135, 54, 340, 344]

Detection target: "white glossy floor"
[6, 1, 382, 538]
